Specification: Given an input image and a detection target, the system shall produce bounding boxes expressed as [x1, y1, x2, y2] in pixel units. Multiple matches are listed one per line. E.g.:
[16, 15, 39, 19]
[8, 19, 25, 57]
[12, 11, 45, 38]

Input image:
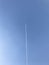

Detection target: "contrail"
[25, 24, 28, 65]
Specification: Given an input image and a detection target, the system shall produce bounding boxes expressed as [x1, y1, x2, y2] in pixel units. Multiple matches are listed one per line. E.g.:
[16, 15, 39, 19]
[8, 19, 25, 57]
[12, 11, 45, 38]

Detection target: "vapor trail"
[25, 24, 28, 65]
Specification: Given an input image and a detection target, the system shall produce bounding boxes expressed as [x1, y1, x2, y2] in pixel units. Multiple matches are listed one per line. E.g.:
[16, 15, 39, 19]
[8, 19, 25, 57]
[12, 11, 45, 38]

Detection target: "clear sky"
[0, 0, 49, 65]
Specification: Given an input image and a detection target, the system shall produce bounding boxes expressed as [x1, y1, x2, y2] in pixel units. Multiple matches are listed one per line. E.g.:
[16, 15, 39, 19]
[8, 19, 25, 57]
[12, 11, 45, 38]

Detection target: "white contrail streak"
[25, 24, 28, 65]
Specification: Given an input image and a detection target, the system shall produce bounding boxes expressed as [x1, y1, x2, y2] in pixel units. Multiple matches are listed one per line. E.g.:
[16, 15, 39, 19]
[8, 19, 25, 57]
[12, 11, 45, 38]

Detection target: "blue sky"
[0, 0, 49, 65]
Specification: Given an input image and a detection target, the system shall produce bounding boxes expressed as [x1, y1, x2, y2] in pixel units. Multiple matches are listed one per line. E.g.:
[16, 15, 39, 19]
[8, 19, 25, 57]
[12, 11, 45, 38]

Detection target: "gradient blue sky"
[0, 0, 49, 65]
